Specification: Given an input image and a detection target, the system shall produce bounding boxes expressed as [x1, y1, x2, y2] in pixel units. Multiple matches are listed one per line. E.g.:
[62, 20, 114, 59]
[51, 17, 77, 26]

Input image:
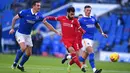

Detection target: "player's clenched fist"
[102, 33, 108, 38]
[9, 29, 15, 34]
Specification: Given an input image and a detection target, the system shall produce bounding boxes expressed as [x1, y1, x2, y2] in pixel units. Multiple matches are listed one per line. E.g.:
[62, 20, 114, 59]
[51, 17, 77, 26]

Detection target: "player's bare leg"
[11, 42, 26, 69]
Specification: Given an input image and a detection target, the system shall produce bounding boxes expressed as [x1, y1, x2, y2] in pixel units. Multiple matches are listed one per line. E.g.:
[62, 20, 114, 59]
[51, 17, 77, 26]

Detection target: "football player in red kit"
[44, 7, 86, 72]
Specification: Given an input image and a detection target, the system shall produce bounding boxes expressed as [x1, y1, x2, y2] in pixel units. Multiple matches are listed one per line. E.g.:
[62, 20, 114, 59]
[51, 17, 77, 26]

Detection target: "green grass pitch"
[0, 54, 130, 73]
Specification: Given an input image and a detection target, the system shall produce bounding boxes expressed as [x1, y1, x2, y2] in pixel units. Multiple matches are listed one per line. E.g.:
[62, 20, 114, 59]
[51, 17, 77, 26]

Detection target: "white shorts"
[15, 31, 33, 47]
[81, 38, 94, 52]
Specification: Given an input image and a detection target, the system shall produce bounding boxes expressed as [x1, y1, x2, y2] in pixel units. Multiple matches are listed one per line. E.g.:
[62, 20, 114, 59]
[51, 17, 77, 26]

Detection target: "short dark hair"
[84, 5, 91, 9]
[32, 0, 41, 6]
[78, 14, 83, 16]
[67, 6, 75, 12]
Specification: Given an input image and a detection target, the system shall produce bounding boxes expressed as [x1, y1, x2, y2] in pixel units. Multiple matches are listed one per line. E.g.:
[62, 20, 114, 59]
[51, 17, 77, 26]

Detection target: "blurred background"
[0, 0, 130, 63]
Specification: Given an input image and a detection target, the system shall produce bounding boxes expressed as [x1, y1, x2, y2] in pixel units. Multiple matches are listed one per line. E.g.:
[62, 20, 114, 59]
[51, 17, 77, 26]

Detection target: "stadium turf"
[0, 54, 130, 73]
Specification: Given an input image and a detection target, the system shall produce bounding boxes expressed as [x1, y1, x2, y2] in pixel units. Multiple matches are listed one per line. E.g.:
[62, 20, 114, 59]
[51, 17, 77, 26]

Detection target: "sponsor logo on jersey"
[63, 23, 73, 27]
[27, 15, 30, 17]
[86, 24, 95, 28]
[62, 18, 66, 20]
[26, 20, 35, 24]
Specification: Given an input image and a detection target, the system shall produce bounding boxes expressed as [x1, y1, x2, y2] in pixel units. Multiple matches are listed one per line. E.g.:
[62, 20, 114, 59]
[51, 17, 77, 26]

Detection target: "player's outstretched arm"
[9, 14, 20, 34]
[45, 16, 59, 21]
[95, 23, 108, 38]
[42, 20, 60, 35]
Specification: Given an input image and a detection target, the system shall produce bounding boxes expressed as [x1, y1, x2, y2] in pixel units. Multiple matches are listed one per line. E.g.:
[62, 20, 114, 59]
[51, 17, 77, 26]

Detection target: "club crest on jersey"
[71, 24, 73, 27]
[36, 16, 39, 19]
[84, 20, 87, 21]
[91, 18, 95, 22]
[27, 15, 30, 16]
[19, 10, 23, 14]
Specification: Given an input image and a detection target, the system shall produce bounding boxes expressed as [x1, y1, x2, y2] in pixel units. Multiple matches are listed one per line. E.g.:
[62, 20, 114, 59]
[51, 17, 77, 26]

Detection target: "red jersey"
[46, 16, 84, 40]
[46, 16, 85, 51]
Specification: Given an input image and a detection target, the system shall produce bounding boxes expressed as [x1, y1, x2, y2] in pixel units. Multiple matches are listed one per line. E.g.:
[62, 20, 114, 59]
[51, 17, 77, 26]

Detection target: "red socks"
[69, 52, 81, 68]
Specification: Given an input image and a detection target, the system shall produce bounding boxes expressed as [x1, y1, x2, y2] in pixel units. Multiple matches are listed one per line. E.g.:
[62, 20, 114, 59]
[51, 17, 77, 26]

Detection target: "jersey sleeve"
[78, 18, 83, 26]
[57, 16, 62, 21]
[18, 10, 26, 18]
[92, 16, 99, 25]
[39, 15, 45, 22]
[74, 19, 80, 27]
[46, 16, 61, 21]
[74, 19, 85, 34]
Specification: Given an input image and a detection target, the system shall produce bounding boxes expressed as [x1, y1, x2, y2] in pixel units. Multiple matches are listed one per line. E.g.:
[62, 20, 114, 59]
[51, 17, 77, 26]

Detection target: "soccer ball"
[110, 52, 119, 62]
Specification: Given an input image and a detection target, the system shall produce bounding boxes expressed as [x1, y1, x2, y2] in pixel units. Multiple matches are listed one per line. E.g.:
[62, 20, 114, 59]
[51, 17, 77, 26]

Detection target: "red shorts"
[62, 38, 80, 51]
[74, 37, 82, 50]
[75, 32, 83, 49]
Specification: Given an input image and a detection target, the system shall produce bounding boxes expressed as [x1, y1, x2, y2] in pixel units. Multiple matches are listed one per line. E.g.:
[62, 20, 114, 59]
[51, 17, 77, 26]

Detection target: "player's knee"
[82, 51, 88, 59]
[25, 47, 32, 56]
[28, 52, 32, 56]
[76, 51, 80, 56]
[26, 51, 32, 56]
[86, 46, 93, 54]
[21, 46, 27, 52]
[71, 52, 77, 57]
[68, 47, 75, 53]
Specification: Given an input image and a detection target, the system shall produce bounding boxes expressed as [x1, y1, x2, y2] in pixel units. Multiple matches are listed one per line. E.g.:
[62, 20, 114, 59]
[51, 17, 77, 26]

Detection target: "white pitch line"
[0, 64, 130, 73]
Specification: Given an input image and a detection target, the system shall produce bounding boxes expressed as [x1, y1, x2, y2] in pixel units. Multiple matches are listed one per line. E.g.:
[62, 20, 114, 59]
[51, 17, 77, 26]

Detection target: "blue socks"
[79, 53, 95, 69]
[79, 56, 85, 62]
[19, 53, 29, 67]
[14, 49, 24, 64]
[89, 53, 95, 69]
[79, 53, 96, 72]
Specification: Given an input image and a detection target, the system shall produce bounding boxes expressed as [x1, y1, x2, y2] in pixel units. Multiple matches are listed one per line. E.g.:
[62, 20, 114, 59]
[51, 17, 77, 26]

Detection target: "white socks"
[19, 64, 22, 67]
[67, 54, 72, 59]
[93, 68, 96, 73]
